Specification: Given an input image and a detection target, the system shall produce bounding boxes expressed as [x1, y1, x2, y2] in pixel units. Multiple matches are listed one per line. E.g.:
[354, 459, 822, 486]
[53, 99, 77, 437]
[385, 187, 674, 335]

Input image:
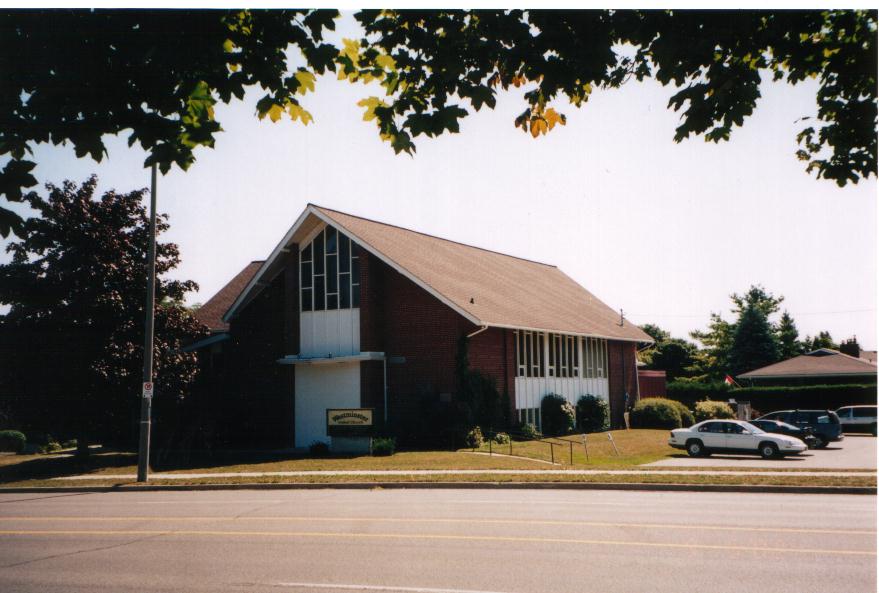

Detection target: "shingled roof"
[223, 205, 652, 343]
[738, 349, 879, 380]
[194, 260, 263, 332]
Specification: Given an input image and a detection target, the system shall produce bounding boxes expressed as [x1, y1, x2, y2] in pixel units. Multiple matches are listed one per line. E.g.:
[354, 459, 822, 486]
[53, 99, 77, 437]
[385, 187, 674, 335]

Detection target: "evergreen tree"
[729, 304, 781, 375]
[776, 311, 803, 359]
[804, 331, 837, 350]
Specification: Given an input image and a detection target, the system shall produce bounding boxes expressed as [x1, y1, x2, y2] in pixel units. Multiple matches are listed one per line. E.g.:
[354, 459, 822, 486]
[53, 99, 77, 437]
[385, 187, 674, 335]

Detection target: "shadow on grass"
[0, 450, 137, 483]
[0, 448, 378, 482]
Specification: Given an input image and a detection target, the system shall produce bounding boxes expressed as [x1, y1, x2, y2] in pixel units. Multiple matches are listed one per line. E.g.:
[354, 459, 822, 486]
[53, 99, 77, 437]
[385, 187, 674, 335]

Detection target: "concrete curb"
[0, 482, 875, 495]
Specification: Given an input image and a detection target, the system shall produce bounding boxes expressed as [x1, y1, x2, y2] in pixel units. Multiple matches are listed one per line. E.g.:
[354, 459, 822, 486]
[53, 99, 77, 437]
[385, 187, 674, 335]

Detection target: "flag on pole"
[724, 374, 739, 387]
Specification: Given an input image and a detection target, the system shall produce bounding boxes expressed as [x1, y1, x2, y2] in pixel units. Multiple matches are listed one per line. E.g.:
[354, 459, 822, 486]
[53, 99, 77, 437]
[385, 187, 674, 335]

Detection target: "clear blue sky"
[3, 11, 876, 349]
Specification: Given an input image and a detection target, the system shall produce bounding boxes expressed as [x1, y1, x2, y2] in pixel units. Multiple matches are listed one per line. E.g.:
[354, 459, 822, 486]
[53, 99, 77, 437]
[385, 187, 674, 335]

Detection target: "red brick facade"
[607, 340, 641, 428]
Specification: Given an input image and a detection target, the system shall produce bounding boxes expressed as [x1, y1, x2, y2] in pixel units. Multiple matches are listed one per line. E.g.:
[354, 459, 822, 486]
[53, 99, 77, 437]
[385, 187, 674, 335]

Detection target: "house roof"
[223, 205, 652, 343]
[194, 260, 263, 332]
[738, 348, 879, 380]
[861, 350, 877, 364]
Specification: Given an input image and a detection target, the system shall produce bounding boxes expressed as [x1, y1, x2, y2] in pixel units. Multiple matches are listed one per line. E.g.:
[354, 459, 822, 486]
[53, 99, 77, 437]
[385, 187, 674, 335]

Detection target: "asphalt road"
[0, 489, 874, 593]
[649, 432, 878, 469]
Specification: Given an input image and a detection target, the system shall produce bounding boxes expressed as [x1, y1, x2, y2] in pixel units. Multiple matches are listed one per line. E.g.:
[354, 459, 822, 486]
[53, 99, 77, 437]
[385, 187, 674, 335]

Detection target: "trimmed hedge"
[630, 398, 687, 429]
[671, 400, 695, 427]
[540, 394, 576, 436]
[371, 437, 396, 456]
[577, 395, 610, 433]
[0, 430, 26, 453]
[694, 400, 736, 422]
[668, 382, 877, 412]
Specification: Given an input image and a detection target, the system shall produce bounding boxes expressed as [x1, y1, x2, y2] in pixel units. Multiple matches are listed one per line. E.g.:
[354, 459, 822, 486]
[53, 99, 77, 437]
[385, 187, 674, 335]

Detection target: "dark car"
[756, 410, 843, 448]
[748, 419, 818, 449]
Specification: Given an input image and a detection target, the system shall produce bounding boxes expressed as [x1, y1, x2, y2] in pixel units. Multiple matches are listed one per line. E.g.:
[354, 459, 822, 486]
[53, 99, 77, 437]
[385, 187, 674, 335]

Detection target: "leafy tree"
[2, 9, 875, 238]
[0, 9, 339, 238]
[690, 312, 735, 380]
[639, 323, 698, 380]
[639, 323, 671, 344]
[0, 176, 206, 451]
[804, 330, 838, 351]
[776, 310, 804, 359]
[353, 10, 876, 181]
[650, 339, 700, 381]
[728, 303, 781, 375]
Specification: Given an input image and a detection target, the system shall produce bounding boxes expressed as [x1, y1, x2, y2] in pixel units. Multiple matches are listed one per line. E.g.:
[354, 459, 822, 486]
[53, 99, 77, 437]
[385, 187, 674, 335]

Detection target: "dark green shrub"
[669, 400, 695, 427]
[629, 398, 684, 429]
[519, 423, 540, 440]
[41, 441, 62, 454]
[309, 441, 329, 456]
[493, 432, 510, 445]
[0, 430, 26, 453]
[540, 394, 576, 436]
[465, 426, 484, 449]
[694, 400, 735, 422]
[371, 437, 395, 456]
[577, 395, 610, 433]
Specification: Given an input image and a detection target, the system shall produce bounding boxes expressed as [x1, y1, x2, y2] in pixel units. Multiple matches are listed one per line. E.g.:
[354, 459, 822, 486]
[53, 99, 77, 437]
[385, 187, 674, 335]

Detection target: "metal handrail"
[481, 428, 575, 465]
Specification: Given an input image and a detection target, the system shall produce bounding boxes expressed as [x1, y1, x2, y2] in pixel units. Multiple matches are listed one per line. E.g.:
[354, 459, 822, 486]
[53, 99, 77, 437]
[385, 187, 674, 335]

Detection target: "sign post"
[136, 163, 158, 483]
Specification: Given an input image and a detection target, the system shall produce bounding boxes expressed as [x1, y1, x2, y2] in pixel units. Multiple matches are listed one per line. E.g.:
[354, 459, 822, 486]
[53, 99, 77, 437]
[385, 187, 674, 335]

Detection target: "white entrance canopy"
[276, 352, 385, 365]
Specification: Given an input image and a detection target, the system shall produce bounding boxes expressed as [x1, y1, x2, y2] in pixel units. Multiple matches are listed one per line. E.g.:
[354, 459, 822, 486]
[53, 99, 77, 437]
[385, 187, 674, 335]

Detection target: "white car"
[669, 419, 808, 459]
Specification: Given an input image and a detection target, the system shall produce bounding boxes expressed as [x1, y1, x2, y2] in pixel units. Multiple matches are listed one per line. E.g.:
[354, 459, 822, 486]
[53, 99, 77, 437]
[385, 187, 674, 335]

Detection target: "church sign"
[326, 408, 374, 437]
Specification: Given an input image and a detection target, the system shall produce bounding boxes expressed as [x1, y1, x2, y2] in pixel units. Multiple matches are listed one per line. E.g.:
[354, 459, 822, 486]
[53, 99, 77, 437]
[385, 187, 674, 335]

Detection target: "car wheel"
[759, 442, 779, 459]
[813, 435, 828, 449]
[686, 440, 705, 457]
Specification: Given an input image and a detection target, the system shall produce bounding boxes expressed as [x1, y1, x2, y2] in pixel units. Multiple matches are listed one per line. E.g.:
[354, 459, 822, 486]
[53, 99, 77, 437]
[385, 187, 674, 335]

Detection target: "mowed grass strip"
[3, 472, 875, 489]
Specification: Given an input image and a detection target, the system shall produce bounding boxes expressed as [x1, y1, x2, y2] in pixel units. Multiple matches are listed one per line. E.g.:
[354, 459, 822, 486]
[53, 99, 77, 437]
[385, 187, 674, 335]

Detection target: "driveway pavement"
[647, 433, 877, 469]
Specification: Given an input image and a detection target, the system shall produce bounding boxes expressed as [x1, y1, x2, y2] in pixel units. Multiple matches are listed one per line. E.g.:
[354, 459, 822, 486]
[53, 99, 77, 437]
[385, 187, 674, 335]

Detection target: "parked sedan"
[757, 410, 843, 448]
[669, 419, 808, 459]
[748, 419, 819, 449]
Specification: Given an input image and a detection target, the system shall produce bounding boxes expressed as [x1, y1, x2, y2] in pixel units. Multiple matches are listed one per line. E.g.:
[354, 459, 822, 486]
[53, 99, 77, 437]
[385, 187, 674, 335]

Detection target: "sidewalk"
[55, 468, 877, 480]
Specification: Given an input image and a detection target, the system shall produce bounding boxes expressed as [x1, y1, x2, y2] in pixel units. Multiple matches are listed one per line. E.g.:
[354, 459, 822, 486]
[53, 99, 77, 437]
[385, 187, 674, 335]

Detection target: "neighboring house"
[737, 348, 878, 386]
[637, 370, 667, 398]
[189, 204, 652, 449]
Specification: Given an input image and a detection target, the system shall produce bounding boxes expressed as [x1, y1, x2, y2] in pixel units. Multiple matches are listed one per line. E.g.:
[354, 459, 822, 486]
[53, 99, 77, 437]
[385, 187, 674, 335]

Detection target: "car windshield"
[777, 421, 799, 430]
[741, 422, 765, 434]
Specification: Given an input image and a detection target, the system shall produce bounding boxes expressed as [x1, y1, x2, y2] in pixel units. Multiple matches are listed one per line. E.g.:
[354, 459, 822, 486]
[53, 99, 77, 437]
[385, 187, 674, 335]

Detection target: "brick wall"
[361, 252, 460, 436]
[607, 340, 640, 429]
[467, 327, 516, 421]
[223, 256, 295, 448]
[358, 252, 518, 436]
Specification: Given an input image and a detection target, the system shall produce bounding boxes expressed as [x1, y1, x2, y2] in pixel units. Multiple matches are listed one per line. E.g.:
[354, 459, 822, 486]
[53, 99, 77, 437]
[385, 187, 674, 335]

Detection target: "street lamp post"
[137, 163, 158, 482]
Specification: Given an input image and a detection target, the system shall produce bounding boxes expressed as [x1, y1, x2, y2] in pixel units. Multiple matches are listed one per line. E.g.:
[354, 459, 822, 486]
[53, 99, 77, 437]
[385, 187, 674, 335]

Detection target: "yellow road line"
[0, 529, 873, 556]
[0, 516, 873, 536]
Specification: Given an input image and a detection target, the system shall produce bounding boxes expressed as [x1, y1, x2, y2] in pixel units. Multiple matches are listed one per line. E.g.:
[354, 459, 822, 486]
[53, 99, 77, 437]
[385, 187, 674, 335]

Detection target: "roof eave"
[738, 371, 878, 379]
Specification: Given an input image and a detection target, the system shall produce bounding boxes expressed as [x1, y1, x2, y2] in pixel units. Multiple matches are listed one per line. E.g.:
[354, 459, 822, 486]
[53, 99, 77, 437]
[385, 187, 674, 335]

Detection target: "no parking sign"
[142, 382, 154, 399]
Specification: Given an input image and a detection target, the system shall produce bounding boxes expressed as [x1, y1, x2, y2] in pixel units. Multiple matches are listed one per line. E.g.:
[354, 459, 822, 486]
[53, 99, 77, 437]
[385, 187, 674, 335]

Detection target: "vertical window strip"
[300, 227, 362, 312]
[537, 333, 545, 378]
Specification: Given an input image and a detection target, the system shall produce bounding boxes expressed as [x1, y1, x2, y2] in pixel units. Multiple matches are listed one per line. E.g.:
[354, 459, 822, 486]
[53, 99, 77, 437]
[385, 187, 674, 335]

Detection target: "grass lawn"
[0, 429, 873, 490]
[469, 429, 676, 467]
